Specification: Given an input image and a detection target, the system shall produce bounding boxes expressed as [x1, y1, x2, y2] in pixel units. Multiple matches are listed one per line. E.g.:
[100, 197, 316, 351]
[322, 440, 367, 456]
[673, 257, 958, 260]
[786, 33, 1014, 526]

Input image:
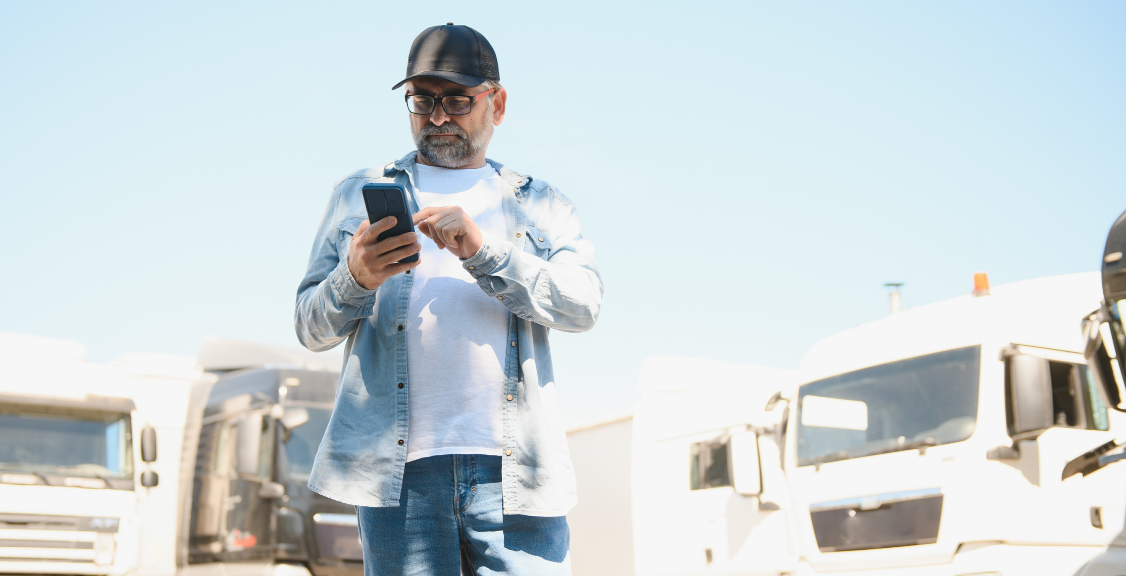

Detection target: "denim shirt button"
[509, 341, 516, 347]
[506, 394, 513, 401]
[468, 265, 475, 270]
[398, 439, 404, 446]
[496, 295, 503, 300]
[398, 325, 404, 331]
[398, 383, 404, 389]
[505, 449, 512, 456]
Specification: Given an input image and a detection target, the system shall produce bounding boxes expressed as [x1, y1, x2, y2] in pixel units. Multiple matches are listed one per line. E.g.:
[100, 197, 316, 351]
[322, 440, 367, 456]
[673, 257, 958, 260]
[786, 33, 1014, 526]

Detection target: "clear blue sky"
[2, 2, 1124, 425]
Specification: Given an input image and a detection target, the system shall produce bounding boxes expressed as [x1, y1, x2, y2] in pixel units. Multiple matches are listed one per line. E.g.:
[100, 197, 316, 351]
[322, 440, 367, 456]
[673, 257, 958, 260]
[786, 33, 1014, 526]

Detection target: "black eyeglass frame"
[404, 89, 497, 116]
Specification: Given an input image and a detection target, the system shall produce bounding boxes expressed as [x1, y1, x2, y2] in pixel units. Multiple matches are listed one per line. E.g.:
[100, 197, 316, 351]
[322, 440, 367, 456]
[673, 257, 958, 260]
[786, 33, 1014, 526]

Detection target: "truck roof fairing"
[797, 272, 1102, 384]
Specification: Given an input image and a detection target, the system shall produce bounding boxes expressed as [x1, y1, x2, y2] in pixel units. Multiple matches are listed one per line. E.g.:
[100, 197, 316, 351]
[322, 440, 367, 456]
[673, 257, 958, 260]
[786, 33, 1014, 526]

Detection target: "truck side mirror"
[729, 431, 762, 496]
[280, 407, 310, 430]
[141, 470, 159, 487]
[258, 481, 285, 499]
[236, 413, 263, 476]
[1009, 354, 1053, 434]
[1083, 310, 1126, 412]
[1093, 207, 1126, 410]
[140, 426, 157, 463]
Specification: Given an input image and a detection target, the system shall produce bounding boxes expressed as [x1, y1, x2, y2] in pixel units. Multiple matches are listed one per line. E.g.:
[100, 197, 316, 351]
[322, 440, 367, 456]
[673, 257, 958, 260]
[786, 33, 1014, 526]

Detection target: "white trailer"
[566, 411, 636, 576]
[632, 272, 1126, 575]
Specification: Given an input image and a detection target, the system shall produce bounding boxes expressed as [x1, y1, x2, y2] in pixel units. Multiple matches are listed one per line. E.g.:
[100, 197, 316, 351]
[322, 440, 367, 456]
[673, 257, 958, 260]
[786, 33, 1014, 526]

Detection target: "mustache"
[419, 122, 468, 140]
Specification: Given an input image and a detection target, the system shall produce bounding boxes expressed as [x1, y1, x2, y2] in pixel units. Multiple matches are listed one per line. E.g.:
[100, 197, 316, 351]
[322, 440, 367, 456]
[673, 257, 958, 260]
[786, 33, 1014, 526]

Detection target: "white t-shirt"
[405, 163, 510, 462]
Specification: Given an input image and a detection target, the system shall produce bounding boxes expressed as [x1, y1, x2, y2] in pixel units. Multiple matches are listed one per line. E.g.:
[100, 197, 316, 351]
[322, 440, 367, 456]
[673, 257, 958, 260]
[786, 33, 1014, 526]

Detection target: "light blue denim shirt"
[295, 151, 602, 516]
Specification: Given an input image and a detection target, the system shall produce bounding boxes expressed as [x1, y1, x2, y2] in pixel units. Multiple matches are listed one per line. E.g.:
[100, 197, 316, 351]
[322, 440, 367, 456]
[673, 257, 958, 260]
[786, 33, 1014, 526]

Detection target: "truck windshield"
[281, 407, 332, 482]
[797, 345, 981, 467]
[0, 404, 133, 478]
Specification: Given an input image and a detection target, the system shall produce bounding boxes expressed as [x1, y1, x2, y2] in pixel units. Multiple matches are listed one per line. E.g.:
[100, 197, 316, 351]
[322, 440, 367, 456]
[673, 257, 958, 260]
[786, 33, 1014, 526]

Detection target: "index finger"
[412, 207, 444, 225]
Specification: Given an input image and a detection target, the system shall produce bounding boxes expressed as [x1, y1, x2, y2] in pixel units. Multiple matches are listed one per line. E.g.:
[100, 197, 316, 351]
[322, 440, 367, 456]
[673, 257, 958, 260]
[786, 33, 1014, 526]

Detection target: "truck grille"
[0, 513, 118, 566]
[809, 488, 943, 552]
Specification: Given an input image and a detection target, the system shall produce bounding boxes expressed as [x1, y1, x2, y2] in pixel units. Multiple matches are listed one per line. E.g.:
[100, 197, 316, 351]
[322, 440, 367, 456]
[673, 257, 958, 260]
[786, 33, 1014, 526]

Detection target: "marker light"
[973, 273, 990, 297]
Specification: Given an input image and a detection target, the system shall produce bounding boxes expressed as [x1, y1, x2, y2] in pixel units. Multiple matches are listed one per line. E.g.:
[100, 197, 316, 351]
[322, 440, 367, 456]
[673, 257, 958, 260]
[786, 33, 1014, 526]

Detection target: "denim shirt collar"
[386, 151, 531, 197]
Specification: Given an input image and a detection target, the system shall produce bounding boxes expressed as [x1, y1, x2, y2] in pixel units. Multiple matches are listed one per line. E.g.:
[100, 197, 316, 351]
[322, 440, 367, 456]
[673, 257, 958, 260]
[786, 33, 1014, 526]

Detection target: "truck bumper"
[178, 562, 314, 576]
[805, 543, 1116, 576]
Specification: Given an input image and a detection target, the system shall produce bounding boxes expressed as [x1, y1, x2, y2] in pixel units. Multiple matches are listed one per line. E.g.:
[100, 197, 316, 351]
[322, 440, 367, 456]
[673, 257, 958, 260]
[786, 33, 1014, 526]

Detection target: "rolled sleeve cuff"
[329, 260, 377, 306]
[461, 234, 510, 279]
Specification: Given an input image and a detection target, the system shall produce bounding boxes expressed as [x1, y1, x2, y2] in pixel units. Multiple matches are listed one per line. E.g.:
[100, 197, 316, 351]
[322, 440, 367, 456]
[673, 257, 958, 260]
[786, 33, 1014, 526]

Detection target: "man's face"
[405, 77, 502, 168]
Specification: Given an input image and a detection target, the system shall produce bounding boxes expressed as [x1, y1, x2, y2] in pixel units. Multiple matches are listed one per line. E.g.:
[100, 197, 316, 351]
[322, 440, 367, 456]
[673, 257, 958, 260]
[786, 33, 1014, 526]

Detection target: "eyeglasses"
[405, 89, 496, 116]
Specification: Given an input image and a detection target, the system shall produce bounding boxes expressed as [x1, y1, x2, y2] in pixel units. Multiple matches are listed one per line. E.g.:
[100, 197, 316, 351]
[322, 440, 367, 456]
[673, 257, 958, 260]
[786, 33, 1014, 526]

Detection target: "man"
[294, 23, 602, 576]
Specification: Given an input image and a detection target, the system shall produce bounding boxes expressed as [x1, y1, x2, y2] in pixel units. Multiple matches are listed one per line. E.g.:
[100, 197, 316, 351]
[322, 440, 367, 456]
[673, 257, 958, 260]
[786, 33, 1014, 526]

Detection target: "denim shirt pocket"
[336, 217, 364, 260]
[525, 223, 551, 257]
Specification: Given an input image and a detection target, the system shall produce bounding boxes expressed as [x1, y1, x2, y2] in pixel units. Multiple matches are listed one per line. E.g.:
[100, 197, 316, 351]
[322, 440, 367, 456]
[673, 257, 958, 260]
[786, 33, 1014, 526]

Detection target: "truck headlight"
[93, 533, 116, 566]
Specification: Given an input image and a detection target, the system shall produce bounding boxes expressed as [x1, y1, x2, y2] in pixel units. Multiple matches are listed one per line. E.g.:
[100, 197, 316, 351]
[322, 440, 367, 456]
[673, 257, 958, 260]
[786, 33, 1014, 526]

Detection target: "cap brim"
[391, 70, 487, 90]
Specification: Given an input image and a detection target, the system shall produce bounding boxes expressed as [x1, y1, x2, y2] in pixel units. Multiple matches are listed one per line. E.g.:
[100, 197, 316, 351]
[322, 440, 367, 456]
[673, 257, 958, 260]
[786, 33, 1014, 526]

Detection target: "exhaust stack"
[884, 283, 904, 315]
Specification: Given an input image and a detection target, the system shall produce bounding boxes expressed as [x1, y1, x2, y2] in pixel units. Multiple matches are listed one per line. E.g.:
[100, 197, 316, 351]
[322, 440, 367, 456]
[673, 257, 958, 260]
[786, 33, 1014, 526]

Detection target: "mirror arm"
[739, 424, 774, 436]
[235, 472, 270, 484]
[764, 391, 789, 412]
[758, 500, 781, 511]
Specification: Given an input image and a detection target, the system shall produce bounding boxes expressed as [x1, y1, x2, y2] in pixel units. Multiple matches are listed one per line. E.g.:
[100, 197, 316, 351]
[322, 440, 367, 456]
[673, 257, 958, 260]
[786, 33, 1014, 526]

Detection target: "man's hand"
[347, 217, 422, 290]
[413, 206, 483, 260]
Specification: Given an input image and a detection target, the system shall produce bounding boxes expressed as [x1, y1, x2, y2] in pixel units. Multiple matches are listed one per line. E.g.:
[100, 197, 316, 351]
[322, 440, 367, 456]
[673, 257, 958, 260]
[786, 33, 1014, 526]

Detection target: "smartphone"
[361, 183, 419, 263]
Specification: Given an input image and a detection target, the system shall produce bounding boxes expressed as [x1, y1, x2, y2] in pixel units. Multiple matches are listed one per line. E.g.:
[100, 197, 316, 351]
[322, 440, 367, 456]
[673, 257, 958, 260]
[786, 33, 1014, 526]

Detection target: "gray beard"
[412, 113, 493, 168]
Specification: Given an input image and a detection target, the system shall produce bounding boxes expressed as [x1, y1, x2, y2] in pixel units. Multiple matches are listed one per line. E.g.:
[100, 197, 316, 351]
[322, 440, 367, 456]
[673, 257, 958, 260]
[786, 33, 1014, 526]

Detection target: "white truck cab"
[631, 356, 798, 575]
[0, 333, 179, 576]
[785, 272, 1125, 575]
[632, 272, 1126, 575]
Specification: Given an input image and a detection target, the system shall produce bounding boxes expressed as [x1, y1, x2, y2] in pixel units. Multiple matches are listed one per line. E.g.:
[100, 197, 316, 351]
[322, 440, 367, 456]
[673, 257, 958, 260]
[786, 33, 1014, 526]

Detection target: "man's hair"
[478, 80, 503, 115]
[480, 80, 503, 106]
[480, 80, 503, 92]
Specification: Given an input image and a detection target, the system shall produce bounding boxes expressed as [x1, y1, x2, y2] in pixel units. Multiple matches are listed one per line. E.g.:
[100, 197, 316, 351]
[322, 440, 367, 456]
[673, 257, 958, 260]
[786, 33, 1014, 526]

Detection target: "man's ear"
[491, 87, 507, 126]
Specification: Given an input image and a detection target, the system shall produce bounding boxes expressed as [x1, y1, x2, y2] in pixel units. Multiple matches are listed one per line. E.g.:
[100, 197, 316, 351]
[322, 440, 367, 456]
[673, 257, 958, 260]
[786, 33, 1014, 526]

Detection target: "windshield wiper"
[803, 450, 853, 467]
[866, 438, 939, 457]
[803, 439, 941, 467]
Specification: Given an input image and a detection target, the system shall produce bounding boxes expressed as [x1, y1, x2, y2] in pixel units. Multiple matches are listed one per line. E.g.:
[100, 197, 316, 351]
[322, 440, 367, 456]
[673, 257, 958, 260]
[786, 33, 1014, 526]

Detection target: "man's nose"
[428, 103, 450, 125]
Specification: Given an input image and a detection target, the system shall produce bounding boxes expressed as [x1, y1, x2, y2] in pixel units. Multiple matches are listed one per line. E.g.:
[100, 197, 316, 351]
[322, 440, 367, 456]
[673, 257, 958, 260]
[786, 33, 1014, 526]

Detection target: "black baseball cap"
[391, 23, 500, 90]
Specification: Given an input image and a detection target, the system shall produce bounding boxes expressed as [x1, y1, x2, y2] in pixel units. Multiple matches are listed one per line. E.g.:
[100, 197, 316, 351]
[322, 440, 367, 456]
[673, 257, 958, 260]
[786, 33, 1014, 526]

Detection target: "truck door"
[189, 410, 277, 562]
[190, 419, 235, 559]
[1005, 347, 1119, 545]
[221, 410, 276, 561]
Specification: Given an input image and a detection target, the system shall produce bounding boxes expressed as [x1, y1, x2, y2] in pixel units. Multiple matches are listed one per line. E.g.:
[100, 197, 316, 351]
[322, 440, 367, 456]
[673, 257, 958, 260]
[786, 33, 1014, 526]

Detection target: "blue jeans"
[356, 455, 572, 576]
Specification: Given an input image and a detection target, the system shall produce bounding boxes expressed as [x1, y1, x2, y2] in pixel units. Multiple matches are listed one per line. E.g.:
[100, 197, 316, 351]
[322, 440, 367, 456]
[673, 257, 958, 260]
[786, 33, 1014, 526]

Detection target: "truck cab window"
[690, 438, 731, 490]
[280, 408, 332, 483]
[1049, 361, 1109, 431]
